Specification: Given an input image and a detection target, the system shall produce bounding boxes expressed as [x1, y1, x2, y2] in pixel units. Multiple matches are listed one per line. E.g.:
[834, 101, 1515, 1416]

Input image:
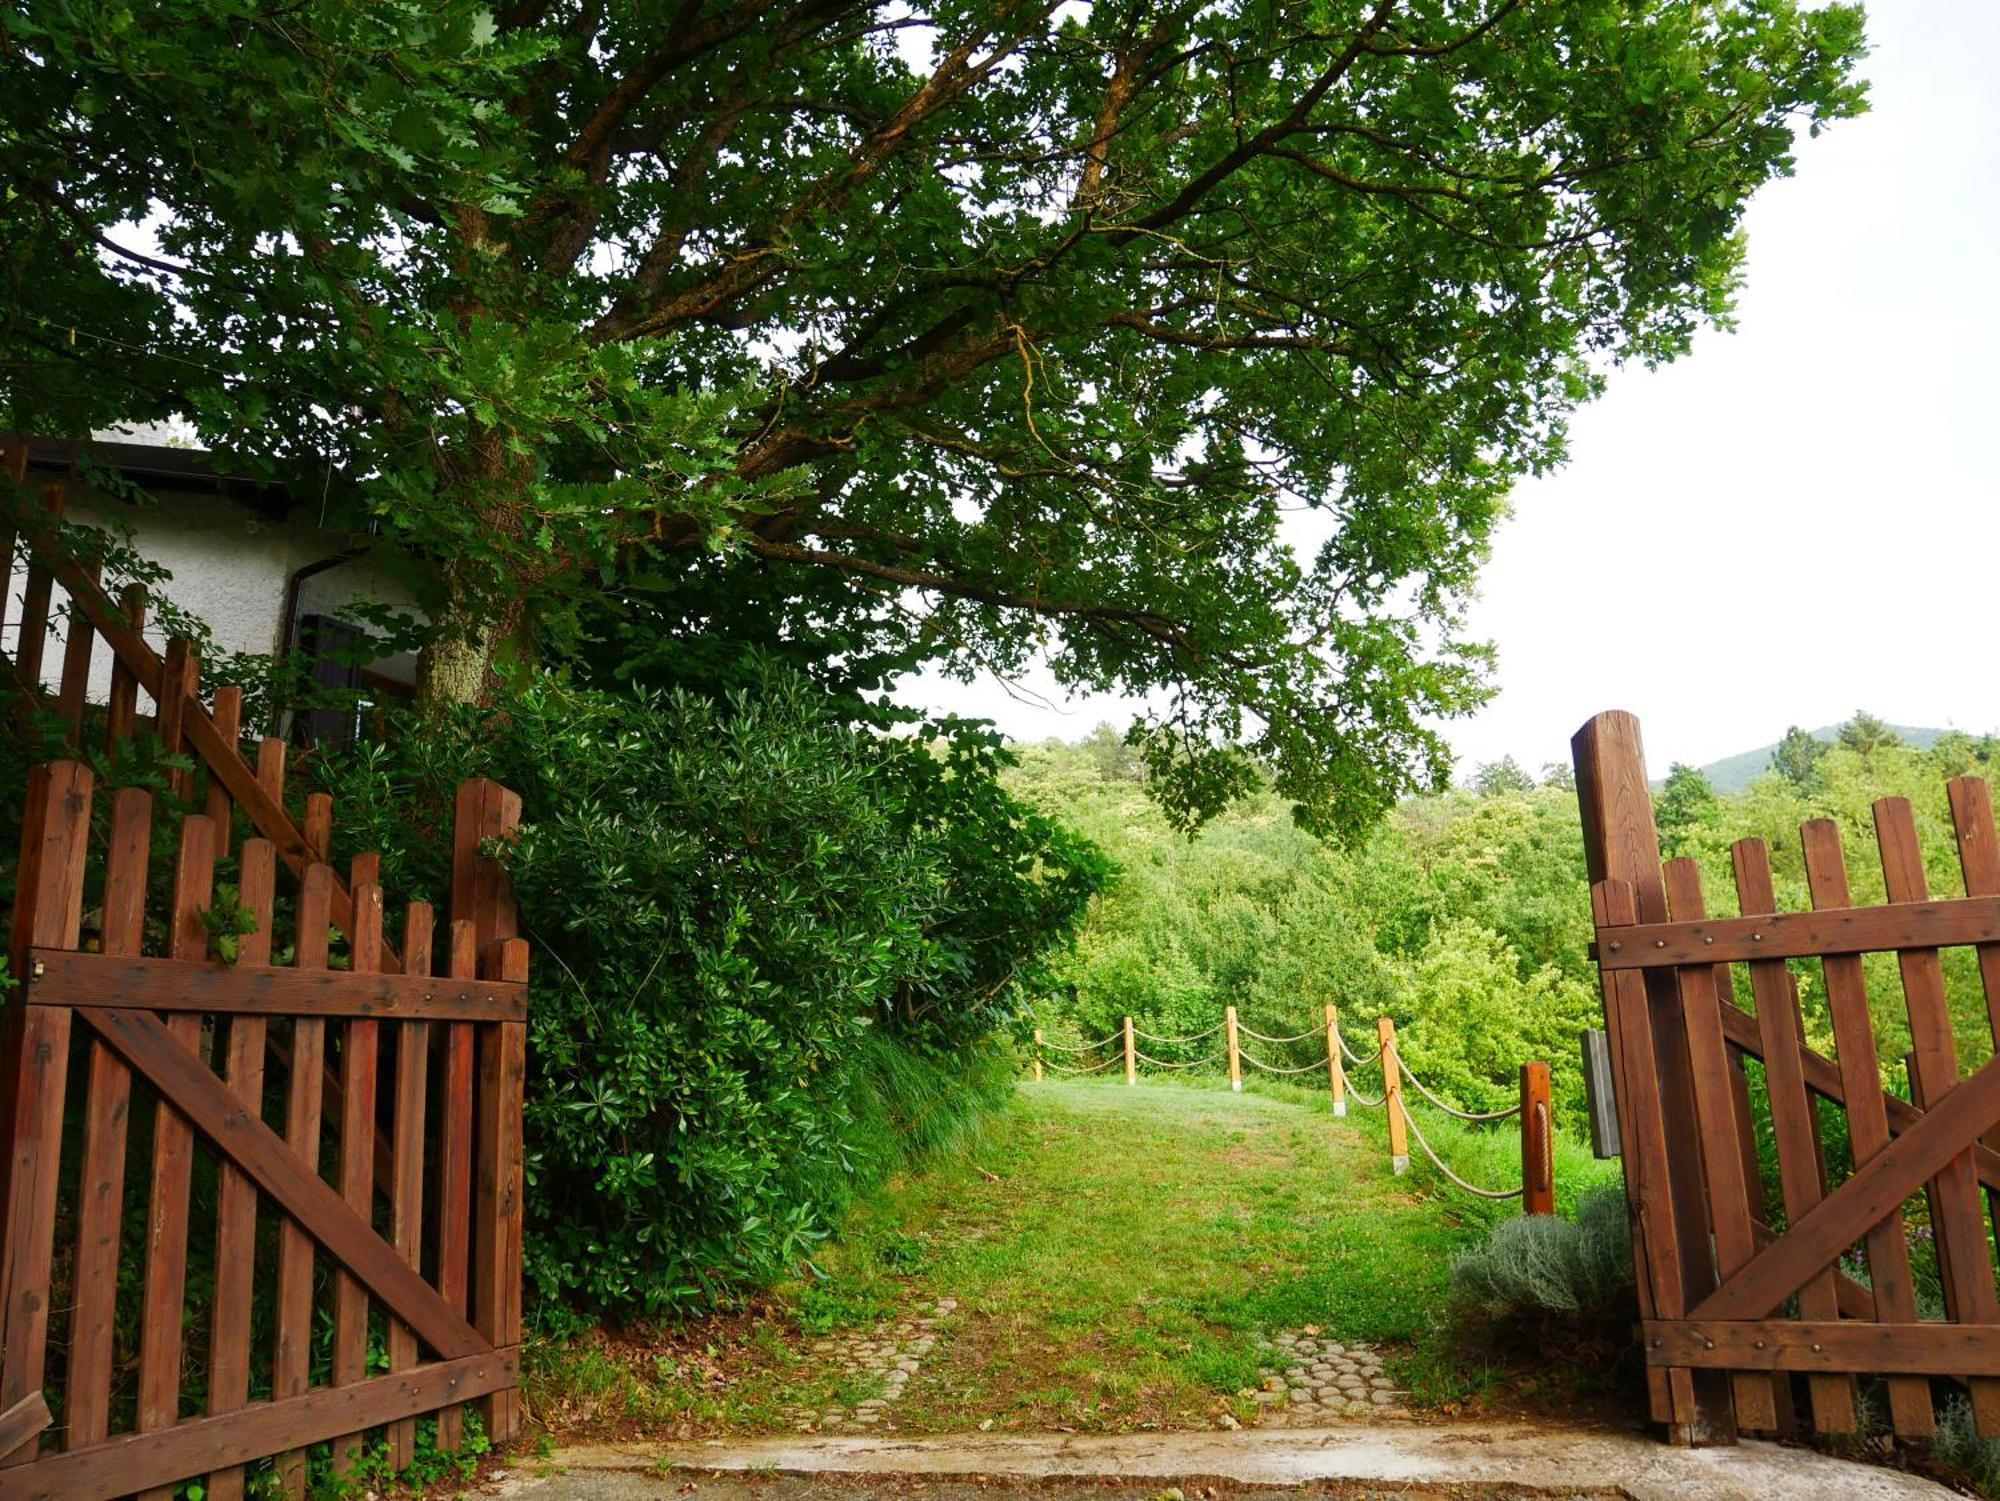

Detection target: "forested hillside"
[1005, 728, 1601, 1124]
[1008, 717, 2000, 1134]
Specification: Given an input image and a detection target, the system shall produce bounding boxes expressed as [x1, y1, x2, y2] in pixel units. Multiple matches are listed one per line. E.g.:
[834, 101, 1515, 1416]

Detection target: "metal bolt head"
[30, 959, 45, 979]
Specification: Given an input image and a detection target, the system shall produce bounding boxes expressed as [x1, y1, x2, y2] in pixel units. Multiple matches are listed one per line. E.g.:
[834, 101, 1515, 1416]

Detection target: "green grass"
[526, 1075, 1623, 1438]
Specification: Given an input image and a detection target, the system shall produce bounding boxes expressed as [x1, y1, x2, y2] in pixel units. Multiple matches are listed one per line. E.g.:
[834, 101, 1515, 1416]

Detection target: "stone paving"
[789, 1297, 956, 1431]
[1244, 1326, 1406, 1422]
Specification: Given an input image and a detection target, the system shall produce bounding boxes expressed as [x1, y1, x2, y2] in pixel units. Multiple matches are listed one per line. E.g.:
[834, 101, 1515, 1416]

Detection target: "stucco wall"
[4, 482, 421, 716]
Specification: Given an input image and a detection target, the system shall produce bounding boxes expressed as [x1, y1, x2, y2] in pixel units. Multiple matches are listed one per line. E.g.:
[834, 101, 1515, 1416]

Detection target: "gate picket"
[387, 902, 434, 1469]
[205, 837, 277, 1501]
[136, 814, 218, 1501]
[1659, 858, 1778, 1432]
[1799, 819, 1932, 1435]
[1945, 777, 2000, 1245]
[332, 879, 386, 1477]
[436, 918, 479, 1454]
[274, 863, 331, 1500]
[67, 788, 151, 1449]
[1729, 839, 1853, 1433]
[1875, 799, 2000, 1434]
[0, 762, 90, 1464]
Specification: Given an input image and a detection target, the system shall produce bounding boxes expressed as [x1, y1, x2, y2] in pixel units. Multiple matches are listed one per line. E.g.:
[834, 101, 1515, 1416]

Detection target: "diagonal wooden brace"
[1692, 1049, 2000, 1321]
[76, 1006, 484, 1360]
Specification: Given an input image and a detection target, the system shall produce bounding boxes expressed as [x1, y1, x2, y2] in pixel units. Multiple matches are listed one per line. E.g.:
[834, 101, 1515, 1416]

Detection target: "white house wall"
[4, 483, 422, 721]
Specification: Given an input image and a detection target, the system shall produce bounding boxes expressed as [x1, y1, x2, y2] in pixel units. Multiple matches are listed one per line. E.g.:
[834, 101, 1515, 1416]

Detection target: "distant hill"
[1696, 724, 1949, 794]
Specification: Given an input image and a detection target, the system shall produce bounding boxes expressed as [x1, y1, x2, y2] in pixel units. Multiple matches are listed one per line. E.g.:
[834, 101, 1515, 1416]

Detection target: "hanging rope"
[1344, 1079, 1384, 1107]
[1235, 1022, 1323, 1046]
[1339, 1032, 1384, 1069]
[1044, 1054, 1121, 1075]
[1237, 1048, 1333, 1076]
[1131, 1023, 1224, 1045]
[1401, 1103, 1524, 1200]
[1038, 1033, 1121, 1054]
[1133, 1049, 1225, 1070]
[1399, 1065, 1522, 1123]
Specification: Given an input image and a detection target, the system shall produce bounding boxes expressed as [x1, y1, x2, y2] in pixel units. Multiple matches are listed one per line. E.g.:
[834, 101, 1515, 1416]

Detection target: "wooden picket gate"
[0, 447, 526, 1498]
[1576, 711, 2000, 1447]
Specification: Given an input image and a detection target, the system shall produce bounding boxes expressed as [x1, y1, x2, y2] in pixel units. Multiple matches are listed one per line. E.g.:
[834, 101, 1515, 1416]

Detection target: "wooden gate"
[1576, 710, 2000, 1446]
[0, 449, 526, 1498]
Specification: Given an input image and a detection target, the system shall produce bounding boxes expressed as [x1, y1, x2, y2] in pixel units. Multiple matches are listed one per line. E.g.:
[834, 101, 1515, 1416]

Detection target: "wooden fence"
[0, 443, 526, 1498]
[1034, 1010, 1555, 1215]
[1576, 709, 2000, 1447]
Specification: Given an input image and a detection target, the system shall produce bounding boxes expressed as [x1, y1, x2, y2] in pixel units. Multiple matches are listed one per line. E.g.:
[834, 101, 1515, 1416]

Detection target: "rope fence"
[1132, 1023, 1223, 1044]
[1037, 1032, 1122, 1054]
[1401, 1063, 1523, 1122]
[1028, 1009, 1555, 1216]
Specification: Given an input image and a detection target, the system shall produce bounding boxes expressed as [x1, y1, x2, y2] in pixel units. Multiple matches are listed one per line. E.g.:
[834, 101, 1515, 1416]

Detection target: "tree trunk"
[414, 610, 499, 708]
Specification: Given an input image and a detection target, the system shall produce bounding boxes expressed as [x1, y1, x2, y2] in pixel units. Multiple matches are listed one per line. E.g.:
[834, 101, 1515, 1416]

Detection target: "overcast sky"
[904, 0, 2000, 782]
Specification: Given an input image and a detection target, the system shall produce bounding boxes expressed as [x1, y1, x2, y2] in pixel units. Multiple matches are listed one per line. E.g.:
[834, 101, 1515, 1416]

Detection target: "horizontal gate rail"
[1646, 1322, 2000, 1376]
[27, 949, 527, 1021]
[0, 1351, 519, 1501]
[1595, 895, 2000, 967]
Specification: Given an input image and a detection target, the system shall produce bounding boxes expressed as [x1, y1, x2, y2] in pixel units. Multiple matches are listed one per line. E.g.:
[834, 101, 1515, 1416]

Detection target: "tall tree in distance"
[1472, 756, 1536, 797]
[1838, 710, 1904, 759]
[0, 1, 1867, 835]
[1770, 724, 1829, 790]
[1656, 761, 1720, 855]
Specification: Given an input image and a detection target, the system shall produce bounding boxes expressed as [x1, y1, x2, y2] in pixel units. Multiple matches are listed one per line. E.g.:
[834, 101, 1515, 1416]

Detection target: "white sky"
[903, 0, 2000, 781]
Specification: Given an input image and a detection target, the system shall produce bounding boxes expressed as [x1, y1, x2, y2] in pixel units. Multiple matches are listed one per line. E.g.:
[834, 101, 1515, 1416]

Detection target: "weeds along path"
[529, 1076, 1618, 1441]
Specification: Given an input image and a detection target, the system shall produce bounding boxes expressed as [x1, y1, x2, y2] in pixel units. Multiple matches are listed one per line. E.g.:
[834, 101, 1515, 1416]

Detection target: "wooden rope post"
[1521, 1060, 1554, 1214]
[1226, 1005, 1242, 1092]
[1325, 1003, 1346, 1117]
[1032, 1029, 1044, 1083]
[1379, 1015, 1408, 1174]
[1123, 1017, 1136, 1086]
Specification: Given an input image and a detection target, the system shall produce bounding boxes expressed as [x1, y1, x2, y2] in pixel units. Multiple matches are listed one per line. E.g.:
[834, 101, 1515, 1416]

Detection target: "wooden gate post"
[1378, 1015, 1408, 1173]
[453, 778, 526, 1446]
[1032, 1030, 1044, 1082]
[1123, 1017, 1137, 1085]
[1225, 1006, 1242, 1092]
[1521, 1061, 1554, 1215]
[0, 761, 90, 1465]
[1573, 710, 1734, 1445]
[1325, 1004, 1346, 1117]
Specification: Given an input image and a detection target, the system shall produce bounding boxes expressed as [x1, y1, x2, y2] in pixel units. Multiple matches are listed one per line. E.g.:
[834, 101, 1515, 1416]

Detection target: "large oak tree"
[1, 0, 1864, 832]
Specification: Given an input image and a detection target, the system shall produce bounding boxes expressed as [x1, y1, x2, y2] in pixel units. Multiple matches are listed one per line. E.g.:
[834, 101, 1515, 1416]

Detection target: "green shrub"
[1932, 1395, 2000, 1497]
[312, 666, 1101, 1328]
[1449, 1186, 1633, 1317]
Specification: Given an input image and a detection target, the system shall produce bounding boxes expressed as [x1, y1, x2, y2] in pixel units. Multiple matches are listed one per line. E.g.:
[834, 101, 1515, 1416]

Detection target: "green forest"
[1008, 715, 2000, 1141]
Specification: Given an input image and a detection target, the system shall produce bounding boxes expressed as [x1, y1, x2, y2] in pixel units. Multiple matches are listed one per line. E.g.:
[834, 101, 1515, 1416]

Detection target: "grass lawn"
[526, 1075, 1624, 1441]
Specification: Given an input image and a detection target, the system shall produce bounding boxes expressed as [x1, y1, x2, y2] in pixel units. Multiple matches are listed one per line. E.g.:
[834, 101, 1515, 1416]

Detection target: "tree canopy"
[1, 0, 1866, 833]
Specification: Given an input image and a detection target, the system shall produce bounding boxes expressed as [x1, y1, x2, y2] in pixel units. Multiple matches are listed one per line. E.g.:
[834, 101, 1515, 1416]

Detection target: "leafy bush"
[313, 666, 1101, 1328]
[1398, 918, 1600, 1124]
[1449, 1187, 1633, 1317]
